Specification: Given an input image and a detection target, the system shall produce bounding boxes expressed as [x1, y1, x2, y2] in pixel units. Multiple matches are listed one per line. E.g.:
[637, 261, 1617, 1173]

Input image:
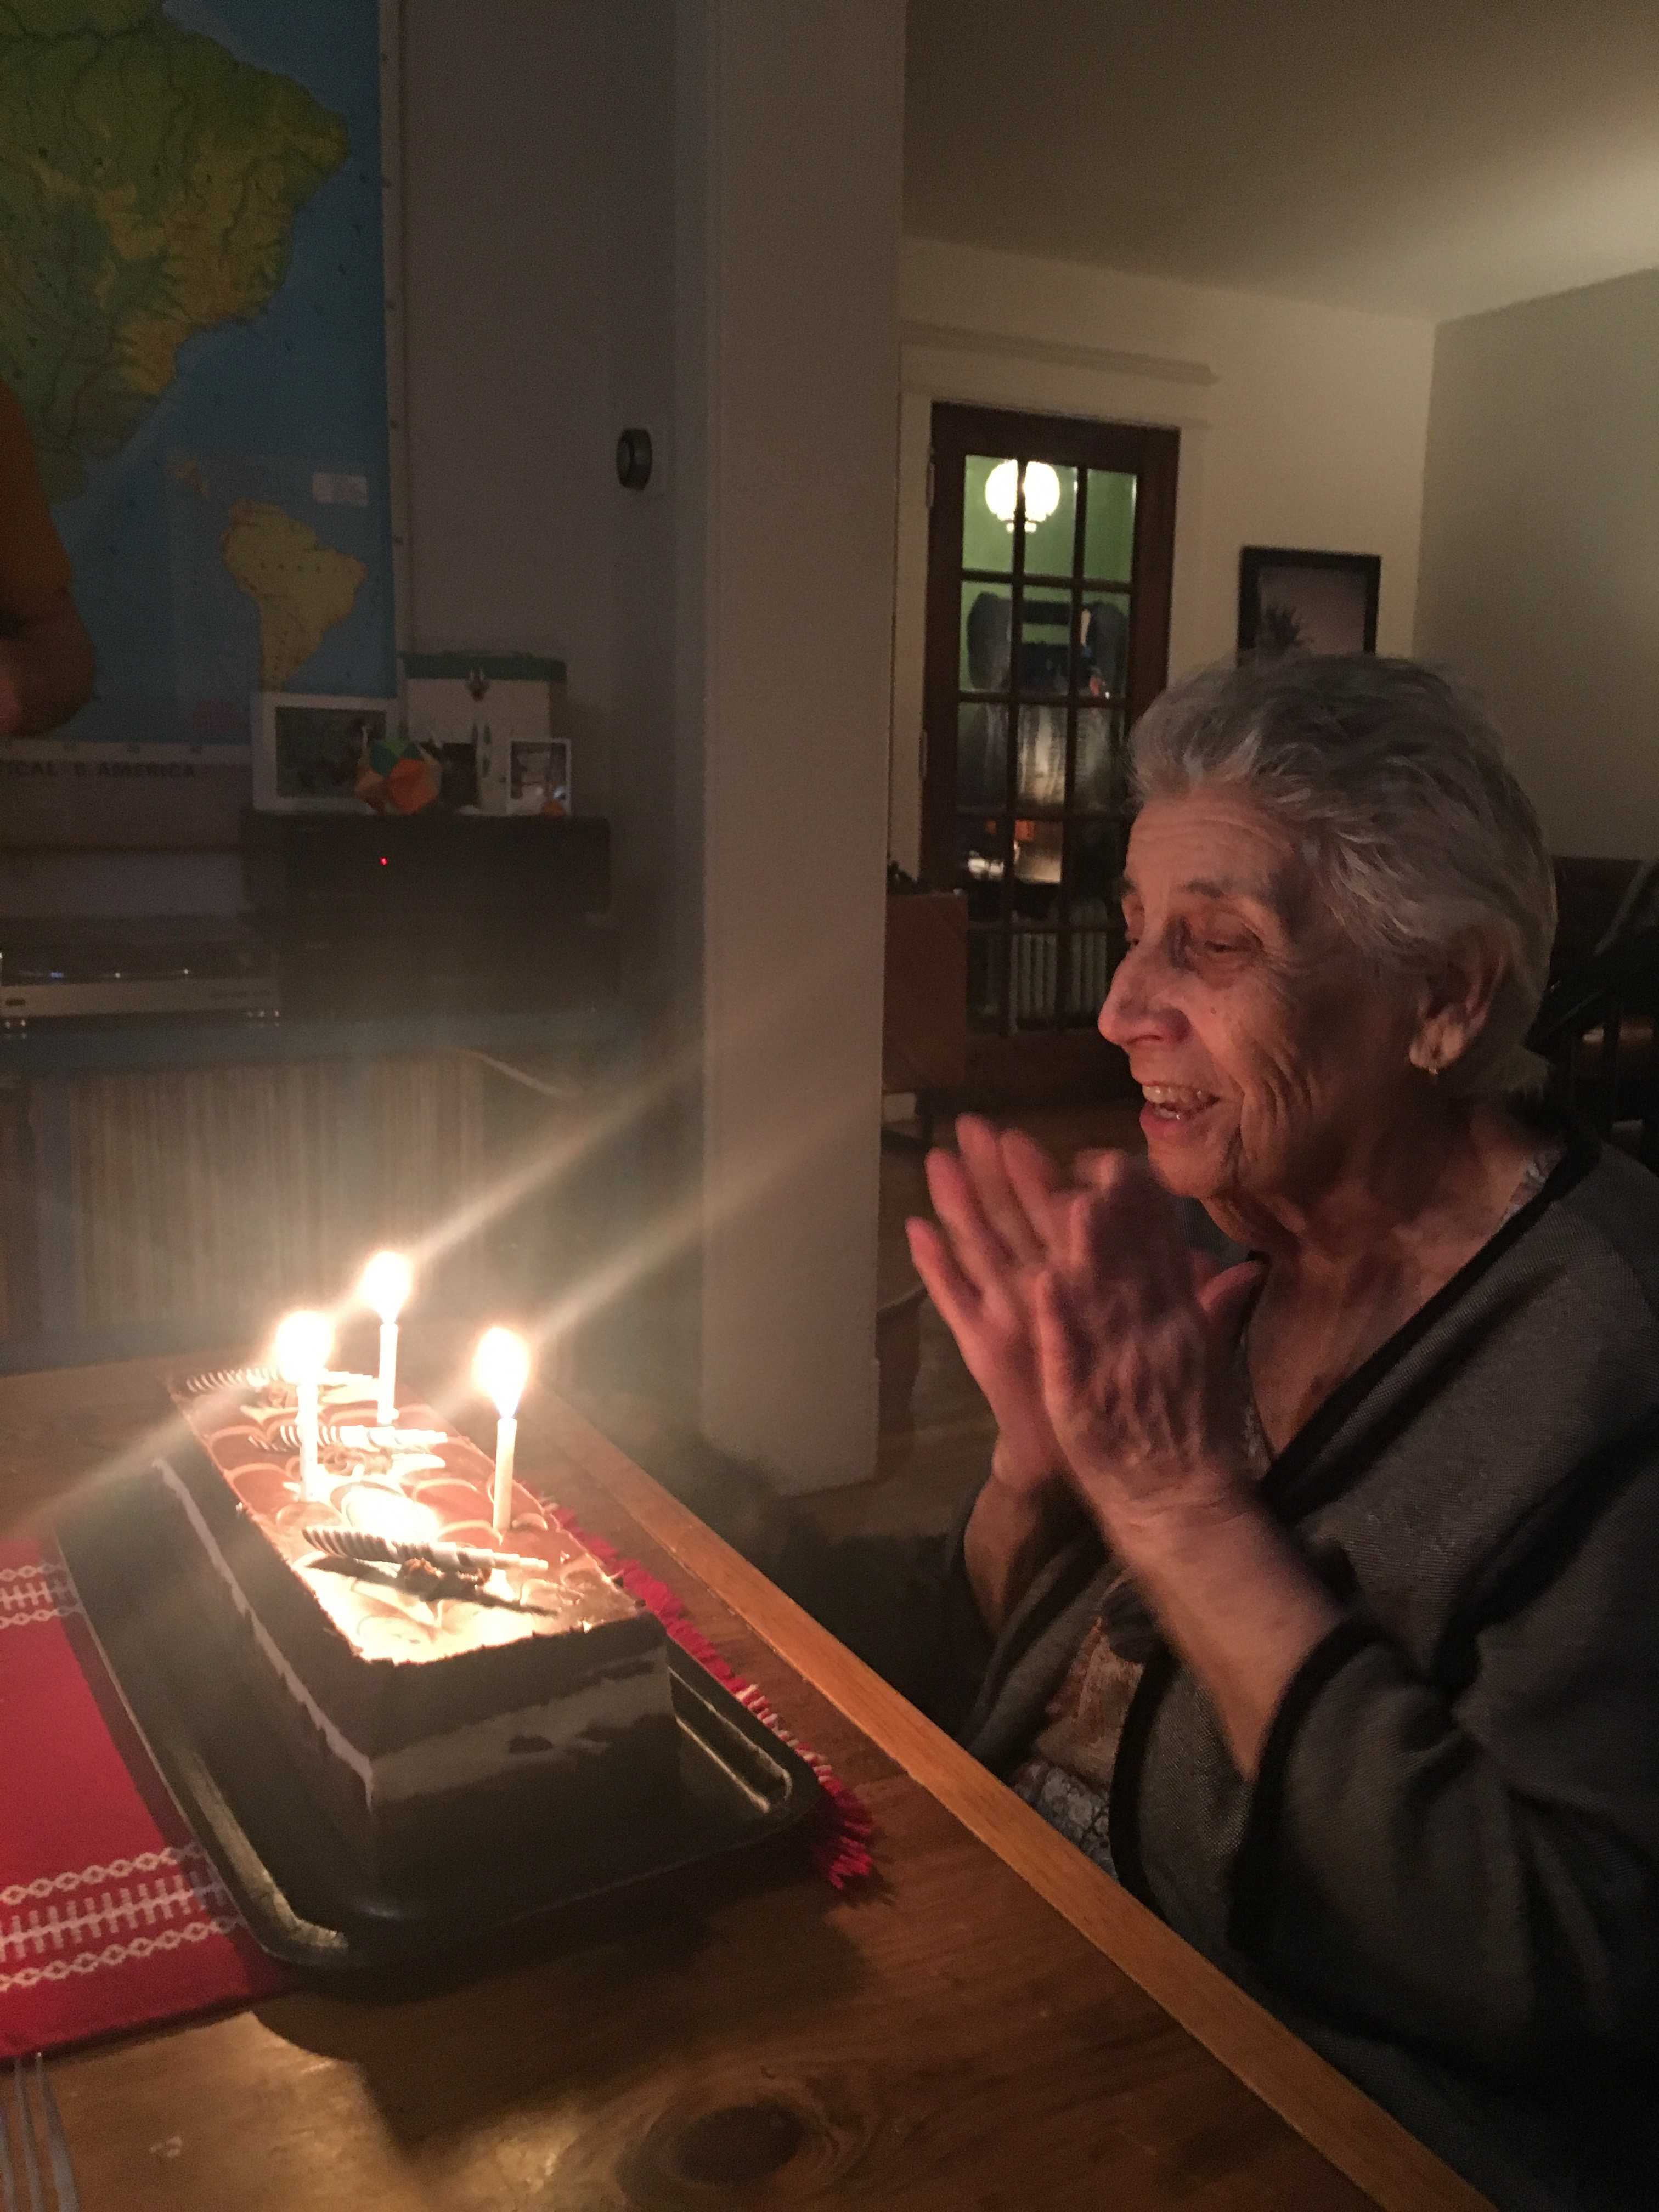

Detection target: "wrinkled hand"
[905, 1115, 1073, 1496]
[1031, 1154, 1263, 1539]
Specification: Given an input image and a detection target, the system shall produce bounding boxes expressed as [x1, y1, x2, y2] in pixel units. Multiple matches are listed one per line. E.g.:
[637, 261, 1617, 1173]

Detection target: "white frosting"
[154, 1457, 670, 1810]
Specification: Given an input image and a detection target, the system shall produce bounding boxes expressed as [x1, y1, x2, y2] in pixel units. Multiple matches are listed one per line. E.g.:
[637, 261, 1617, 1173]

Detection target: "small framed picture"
[1237, 548, 1381, 658]
[252, 693, 394, 811]
[505, 736, 572, 816]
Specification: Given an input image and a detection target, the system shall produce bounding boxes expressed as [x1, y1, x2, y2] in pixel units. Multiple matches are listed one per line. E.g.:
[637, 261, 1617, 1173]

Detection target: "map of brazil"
[0, 0, 394, 747]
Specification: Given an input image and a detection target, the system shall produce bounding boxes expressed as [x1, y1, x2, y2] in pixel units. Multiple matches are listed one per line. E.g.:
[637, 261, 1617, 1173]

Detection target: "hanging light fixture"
[984, 458, 1061, 533]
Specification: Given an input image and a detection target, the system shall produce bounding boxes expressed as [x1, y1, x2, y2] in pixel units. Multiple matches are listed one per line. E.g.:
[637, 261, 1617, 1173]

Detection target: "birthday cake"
[156, 1366, 678, 1887]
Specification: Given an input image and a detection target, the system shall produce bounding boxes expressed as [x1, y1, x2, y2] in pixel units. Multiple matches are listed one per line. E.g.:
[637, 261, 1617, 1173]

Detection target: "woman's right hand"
[905, 1114, 1070, 1499]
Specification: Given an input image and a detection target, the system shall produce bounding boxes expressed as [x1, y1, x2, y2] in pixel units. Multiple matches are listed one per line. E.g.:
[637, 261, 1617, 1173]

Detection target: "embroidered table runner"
[0, 1538, 284, 2062]
[1, 1521, 873, 2061]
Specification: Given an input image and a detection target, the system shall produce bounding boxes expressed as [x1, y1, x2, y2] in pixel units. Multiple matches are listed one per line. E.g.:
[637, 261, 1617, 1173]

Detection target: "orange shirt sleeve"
[0, 377, 75, 623]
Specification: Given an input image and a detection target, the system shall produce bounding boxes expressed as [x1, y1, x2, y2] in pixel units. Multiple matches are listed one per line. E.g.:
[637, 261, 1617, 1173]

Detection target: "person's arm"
[960, 1441, 1079, 1632]
[1099, 1490, 1341, 1777]
[0, 589, 95, 736]
[0, 380, 94, 737]
[1033, 1158, 1659, 2072]
[907, 1117, 1078, 1630]
[1031, 1153, 1299, 1769]
[1221, 1449, 1659, 2073]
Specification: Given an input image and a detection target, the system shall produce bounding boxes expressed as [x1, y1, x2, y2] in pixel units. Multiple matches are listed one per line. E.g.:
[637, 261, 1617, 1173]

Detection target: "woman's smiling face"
[1100, 788, 1423, 1214]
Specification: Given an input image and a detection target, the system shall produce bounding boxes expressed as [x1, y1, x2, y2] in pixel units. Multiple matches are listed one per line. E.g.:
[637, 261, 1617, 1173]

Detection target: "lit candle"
[473, 1326, 531, 1538]
[359, 1250, 413, 1425]
[273, 1310, 334, 1502]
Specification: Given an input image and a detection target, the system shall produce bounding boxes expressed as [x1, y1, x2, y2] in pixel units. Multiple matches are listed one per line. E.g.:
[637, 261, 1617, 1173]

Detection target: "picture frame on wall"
[1237, 547, 1381, 658]
[251, 693, 395, 812]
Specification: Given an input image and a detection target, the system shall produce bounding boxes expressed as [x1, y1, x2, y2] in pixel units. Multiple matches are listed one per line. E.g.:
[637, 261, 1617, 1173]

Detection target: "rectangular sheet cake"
[158, 1367, 678, 1887]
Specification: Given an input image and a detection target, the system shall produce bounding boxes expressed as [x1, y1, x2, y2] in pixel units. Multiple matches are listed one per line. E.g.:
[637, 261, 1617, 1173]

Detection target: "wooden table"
[0, 1358, 1491, 2211]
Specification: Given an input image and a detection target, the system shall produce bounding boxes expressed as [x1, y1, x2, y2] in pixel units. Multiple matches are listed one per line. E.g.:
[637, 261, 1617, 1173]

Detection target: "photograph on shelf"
[1237, 548, 1381, 658]
[507, 737, 571, 816]
[251, 693, 395, 812]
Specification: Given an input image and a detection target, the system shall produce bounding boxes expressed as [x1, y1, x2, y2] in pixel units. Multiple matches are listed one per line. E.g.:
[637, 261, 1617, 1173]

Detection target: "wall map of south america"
[0, 0, 394, 747]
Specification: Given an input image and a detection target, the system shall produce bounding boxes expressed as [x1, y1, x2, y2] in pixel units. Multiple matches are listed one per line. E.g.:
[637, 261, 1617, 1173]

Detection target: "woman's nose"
[1098, 940, 1181, 1047]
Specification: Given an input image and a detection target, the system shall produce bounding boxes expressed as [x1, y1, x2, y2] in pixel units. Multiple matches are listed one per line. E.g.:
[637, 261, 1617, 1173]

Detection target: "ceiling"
[903, 0, 1659, 321]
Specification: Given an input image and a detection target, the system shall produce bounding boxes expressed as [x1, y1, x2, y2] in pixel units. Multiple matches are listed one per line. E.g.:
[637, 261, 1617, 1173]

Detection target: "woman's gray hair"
[1130, 655, 1556, 1099]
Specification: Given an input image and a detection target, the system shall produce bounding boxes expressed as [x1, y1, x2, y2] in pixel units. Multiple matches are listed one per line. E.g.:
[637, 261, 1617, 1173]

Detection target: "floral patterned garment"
[1011, 1142, 1564, 1876]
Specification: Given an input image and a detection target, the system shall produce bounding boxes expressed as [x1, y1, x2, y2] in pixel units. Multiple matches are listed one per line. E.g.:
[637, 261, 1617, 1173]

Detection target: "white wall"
[402, 0, 677, 995]
[681, 0, 902, 1490]
[403, 2, 901, 1488]
[1415, 267, 1659, 854]
[889, 238, 1437, 867]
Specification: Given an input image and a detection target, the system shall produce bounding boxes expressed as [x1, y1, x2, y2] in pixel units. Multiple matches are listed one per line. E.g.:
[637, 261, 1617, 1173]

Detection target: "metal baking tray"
[54, 1470, 822, 1979]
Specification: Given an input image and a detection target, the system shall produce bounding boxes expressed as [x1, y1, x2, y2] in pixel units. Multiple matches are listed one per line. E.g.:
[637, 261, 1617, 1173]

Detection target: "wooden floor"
[573, 1099, 1146, 1553]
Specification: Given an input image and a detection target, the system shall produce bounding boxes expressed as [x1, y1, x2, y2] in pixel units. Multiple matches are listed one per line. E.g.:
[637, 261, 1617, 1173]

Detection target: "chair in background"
[882, 888, 967, 1149]
[1528, 923, 1659, 1167]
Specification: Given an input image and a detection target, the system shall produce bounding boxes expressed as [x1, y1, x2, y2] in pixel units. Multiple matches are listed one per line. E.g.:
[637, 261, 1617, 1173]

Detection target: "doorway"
[922, 402, 1178, 1099]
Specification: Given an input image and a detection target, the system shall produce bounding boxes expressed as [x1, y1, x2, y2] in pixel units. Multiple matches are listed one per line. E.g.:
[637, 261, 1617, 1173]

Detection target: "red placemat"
[1, 1519, 873, 2061]
[0, 1537, 285, 2062]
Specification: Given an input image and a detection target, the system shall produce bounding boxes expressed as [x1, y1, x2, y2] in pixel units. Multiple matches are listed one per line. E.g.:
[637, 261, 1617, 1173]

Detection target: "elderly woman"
[887, 656, 1659, 2212]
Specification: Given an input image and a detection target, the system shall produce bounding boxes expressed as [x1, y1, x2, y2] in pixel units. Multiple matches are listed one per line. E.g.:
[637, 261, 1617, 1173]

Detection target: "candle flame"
[273, 1309, 332, 1385]
[359, 1249, 413, 1321]
[473, 1325, 531, 1418]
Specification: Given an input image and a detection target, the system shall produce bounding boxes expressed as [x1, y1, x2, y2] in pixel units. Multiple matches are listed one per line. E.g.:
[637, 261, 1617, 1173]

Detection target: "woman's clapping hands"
[1030, 1153, 1262, 1538]
[906, 1121, 1262, 1539]
[904, 1115, 1071, 1500]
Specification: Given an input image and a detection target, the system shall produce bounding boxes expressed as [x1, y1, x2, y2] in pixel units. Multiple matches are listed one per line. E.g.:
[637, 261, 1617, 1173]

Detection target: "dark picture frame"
[1237, 546, 1381, 658]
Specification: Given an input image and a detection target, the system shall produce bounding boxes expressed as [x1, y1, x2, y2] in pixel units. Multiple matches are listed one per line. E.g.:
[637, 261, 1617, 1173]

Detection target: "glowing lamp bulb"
[984, 457, 1061, 533]
[474, 1327, 530, 1419]
[273, 1310, 332, 1384]
[359, 1250, 412, 1321]
[475, 1327, 531, 1536]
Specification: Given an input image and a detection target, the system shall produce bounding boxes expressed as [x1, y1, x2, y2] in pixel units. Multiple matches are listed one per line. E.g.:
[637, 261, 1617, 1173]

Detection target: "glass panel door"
[923, 405, 1178, 1043]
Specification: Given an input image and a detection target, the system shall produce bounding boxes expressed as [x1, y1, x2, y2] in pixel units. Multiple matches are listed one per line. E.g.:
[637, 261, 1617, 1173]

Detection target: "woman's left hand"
[1031, 1153, 1263, 1543]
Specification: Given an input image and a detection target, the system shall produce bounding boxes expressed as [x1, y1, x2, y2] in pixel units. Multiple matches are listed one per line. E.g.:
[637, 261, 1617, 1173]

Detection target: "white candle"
[491, 1415, 518, 1538]
[473, 1327, 531, 1537]
[273, 1310, 334, 1502]
[359, 1251, 413, 1426]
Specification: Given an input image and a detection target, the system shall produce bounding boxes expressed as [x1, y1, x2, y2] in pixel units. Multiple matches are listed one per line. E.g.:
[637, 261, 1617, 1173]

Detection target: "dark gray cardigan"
[799, 1139, 1659, 2211]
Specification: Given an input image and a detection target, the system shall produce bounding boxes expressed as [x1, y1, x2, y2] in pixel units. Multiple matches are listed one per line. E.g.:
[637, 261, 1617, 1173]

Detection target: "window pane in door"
[1013, 815, 1064, 887]
[954, 811, 1008, 909]
[1065, 922, 1115, 1020]
[1084, 470, 1137, 584]
[1079, 592, 1130, 697]
[1073, 706, 1124, 812]
[957, 701, 1008, 811]
[1017, 462, 1077, 578]
[1009, 929, 1060, 1026]
[1067, 816, 1122, 906]
[1018, 594, 1072, 697]
[961, 456, 1017, 572]
[1015, 704, 1066, 809]
[960, 583, 1013, 692]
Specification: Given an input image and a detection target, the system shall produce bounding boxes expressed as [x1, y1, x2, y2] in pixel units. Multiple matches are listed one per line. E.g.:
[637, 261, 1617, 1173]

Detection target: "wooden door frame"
[920, 403, 1178, 1103]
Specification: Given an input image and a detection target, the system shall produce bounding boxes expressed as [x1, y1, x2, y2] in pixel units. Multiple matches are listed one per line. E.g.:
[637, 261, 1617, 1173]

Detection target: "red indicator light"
[379, 856, 388, 866]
